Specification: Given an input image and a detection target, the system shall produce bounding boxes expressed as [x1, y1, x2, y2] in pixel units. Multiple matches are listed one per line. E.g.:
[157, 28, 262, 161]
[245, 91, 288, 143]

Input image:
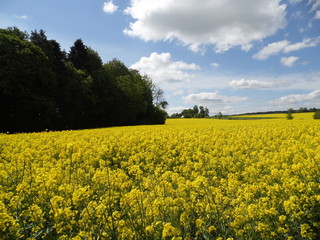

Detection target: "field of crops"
[1, 114, 319, 239]
[232, 112, 314, 120]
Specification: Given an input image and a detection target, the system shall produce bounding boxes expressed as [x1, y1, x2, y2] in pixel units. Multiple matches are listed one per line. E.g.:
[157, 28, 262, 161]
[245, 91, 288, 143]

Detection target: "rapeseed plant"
[0, 116, 319, 239]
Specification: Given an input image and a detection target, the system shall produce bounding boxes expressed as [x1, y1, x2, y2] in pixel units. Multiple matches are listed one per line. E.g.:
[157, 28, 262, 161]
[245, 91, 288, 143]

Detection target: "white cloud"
[172, 90, 184, 96]
[130, 52, 200, 84]
[124, 0, 286, 53]
[253, 37, 320, 60]
[253, 40, 289, 60]
[228, 72, 320, 91]
[271, 89, 320, 104]
[167, 106, 186, 115]
[315, 10, 320, 19]
[211, 62, 221, 69]
[229, 79, 282, 89]
[280, 56, 299, 67]
[161, 70, 320, 93]
[310, 0, 320, 12]
[103, 1, 118, 14]
[183, 91, 248, 104]
[284, 38, 320, 52]
[13, 15, 31, 20]
[278, 72, 320, 90]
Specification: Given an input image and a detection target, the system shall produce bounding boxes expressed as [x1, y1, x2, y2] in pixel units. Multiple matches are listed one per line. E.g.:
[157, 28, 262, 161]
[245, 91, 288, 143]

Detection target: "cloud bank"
[124, 0, 286, 53]
[229, 79, 283, 89]
[271, 90, 320, 105]
[183, 91, 248, 104]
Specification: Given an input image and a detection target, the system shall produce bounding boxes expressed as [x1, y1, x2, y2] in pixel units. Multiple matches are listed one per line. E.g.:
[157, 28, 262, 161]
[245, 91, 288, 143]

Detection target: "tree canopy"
[0, 27, 167, 132]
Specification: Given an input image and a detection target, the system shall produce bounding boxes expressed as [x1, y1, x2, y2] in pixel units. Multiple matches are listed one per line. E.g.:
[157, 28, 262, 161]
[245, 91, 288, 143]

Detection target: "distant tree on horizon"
[170, 105, 209, 118]
[313, 110, 320, 119]
[286, 109, 294, 120]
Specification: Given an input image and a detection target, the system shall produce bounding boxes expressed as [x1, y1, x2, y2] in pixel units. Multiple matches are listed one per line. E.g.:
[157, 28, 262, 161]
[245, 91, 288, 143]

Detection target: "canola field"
[0, 115, 319, 239]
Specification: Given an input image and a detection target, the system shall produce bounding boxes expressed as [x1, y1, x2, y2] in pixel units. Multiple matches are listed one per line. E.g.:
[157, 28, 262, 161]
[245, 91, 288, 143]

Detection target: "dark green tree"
[0, 31, 57, 132]
[286, 109, 294, 120]
[313, 110, 320, 119]
[297, 107, 308, 113]
[173, 105, 209, 118]
[181, 108, 194, 118]
[217, 112, 223, 119]
[193, 105, 199, 115]
[170, 113, 182, 118]
[104, 58, 132, 79]
[86, 48, 103, 74]
[198, 106, 209, 118]
[104, 59, 167, 125]
[0, 26, 29, 40]
[68, 39, 88, 71]
[30, 30, 67, 74]
[68, 39, 103, 75]
[0, 27, 167, 132]
[30, 29, 70, 127]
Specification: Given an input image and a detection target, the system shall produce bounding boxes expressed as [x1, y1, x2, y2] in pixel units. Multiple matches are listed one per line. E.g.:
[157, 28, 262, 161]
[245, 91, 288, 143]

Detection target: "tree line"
[170, 105, 209, 118]
[0, 27, 167, 133]
[287, 108, 320, 120]
[238, 107, 319, 116]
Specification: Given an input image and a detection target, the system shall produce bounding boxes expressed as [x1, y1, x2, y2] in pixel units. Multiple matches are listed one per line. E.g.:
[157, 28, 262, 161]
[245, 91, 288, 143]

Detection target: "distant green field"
[232, 112, 315, 121]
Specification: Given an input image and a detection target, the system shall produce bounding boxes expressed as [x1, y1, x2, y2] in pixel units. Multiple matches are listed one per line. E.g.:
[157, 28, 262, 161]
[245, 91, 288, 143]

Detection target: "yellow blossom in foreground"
[0, 115, 319, 239]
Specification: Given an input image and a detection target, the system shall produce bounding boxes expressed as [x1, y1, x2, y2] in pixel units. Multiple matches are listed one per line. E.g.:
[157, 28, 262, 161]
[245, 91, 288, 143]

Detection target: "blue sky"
[1, 0, 320, 115]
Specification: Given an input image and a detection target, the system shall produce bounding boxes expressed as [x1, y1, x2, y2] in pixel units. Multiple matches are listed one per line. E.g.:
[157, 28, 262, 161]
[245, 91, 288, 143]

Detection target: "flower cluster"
[0, 116, 319, 239]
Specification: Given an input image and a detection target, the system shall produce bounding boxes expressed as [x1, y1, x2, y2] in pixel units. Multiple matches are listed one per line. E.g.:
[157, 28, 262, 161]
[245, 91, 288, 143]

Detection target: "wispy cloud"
[172, 90, 184, 96]
[253, 37, 320, 60]
[13, 14, 32, 20]
[211, 62, 221, 69]
[280, 56, 299, 67]
[310, 0, 320, 12]
[253, 40, 288, 60]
